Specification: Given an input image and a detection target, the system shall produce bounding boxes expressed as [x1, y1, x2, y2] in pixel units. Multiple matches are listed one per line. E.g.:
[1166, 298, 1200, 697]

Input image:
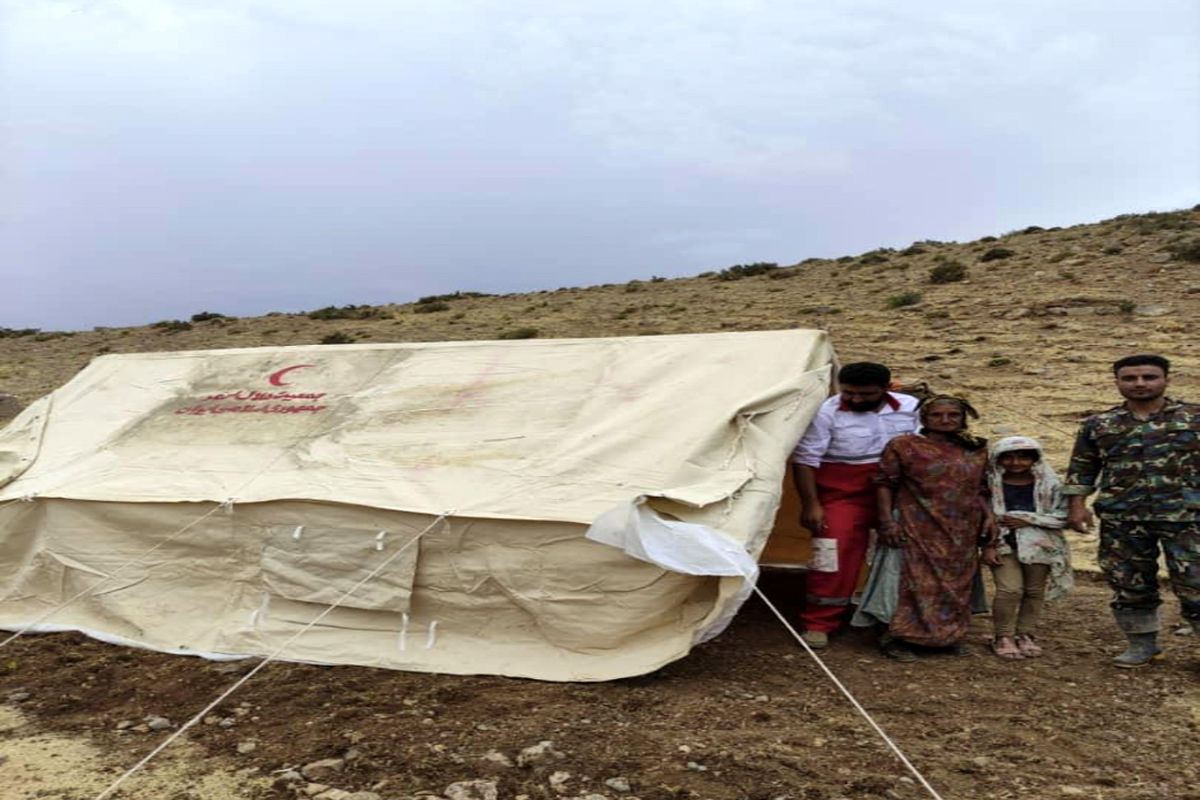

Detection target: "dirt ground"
[2, 571, 1199, 800]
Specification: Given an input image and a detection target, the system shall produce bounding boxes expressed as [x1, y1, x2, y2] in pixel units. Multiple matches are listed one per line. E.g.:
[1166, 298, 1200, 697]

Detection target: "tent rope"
[92, 512, 452, 800]
[752, 586, 947, 800]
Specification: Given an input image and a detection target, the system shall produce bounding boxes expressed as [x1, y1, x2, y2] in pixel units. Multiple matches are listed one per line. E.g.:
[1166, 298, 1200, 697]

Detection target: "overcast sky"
[3, 0, 1198, 331]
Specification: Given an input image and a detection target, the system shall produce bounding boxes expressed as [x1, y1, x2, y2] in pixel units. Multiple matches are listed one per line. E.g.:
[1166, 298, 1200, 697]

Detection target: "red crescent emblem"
[268, 364, 315, 387]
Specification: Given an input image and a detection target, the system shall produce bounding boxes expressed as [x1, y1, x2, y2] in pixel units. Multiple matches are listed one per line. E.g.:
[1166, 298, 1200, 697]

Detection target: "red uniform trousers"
[801, 461, 879, 633]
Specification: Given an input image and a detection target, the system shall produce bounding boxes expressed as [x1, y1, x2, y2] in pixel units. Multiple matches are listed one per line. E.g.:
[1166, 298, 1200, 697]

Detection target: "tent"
[0, 329, 832, 681]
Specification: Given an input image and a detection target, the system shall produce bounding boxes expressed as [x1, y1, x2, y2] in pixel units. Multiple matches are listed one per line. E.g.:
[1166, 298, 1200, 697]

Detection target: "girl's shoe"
[1015, 634, 1043, 658]
[991, 636, 1024, 660]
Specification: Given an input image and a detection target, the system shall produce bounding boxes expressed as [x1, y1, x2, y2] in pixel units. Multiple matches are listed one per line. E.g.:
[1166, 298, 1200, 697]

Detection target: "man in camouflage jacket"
[1065, 354, 1200, 668]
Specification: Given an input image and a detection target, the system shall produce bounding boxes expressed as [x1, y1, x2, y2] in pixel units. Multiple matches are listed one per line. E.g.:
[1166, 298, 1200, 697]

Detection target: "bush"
[152, 320, 192, 333]
[1118, 300, 1136, 313]
[497, 327, 539, 340]
[987, 357, 1012, 367]
[980, 236, 998, 243]
[900, 244, 927, 256]
[980, 247, 1016, 262]
[767, 268, 800, 280]
[1102, 245, 1123, 255]
[885, 292, 923, 309]
[190, 311, 228, 322]
[413, 301, 450, 314]
[1020, 226, 1045, 234]
[417, 291, 490, 304]
[716, 262, 779, 281]
[928, 261, 967, 284]
[859, 251, 890, 265]
[308, 305, 383, 320]
[1121, 211, 1197, 234]
[319, 332, 356, 344]
[0, 327, 39, 338]
[1167, 238, 1200, 262]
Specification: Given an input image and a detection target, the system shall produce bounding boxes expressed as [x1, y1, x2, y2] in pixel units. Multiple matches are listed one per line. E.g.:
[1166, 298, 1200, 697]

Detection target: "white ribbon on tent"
[585, 497, 758, 644]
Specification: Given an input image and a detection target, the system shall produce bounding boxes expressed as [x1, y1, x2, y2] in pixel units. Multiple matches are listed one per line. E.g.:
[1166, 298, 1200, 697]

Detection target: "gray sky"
[3, 0, 1198, 331]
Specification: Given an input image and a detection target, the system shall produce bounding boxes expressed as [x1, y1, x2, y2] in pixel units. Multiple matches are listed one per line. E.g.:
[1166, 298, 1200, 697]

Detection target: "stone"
[115, 720, 134, 730]
[315, 790, 352, 800]
[604, 777, 632, 793]
[480, 750, 514, 768]
[218, 717, 237, 728]
[927, 319, 952, 329]
[1185, 285, 1200, 294]
[301, 758, 346, 781]
[517, 740, 563, 768]
[202, 715, 220, 725]
[1134, 305, 1172, 317]
[1147, 253, 1171, 263]
[686, 762, 708, 772]
[0, 395, 23, 420]
[991, 425, 1016, 435]
[444, 779, 499, 800]
[6, 691, 31, 703]
[345, 793, 382, 800]
[236, 740, 258, 754]
[1059, 788, 1086, 797]
[1006, 307, 1031, 319]
[145, 716, 172, 731]
[549, 771, 572, 792]
[303, 785, 330, 797]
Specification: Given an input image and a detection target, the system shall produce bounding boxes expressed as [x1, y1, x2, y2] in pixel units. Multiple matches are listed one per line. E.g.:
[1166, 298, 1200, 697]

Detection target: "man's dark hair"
[1112, 354, 1170, 376]
[838, 362, 891, 388]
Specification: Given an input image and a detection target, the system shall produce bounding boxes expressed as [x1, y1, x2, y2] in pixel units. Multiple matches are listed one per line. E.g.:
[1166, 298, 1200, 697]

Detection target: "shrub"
[980, 247, 1016, 262]
[1167, 238, 1200, 262]
[650, 275, 666, 283]
[767, 268, 800, 280]
[319, 332, 356, 344]
[884, 292, 923, 309]
[190, 311, 228, 322]
[1102, 245, 1123, 255]
[859, 251, 890, 265]
[416, 291, 490, 304]
[0, 327, 39, 338]
[308, 305, 383, 320]
[152, 320, 192, 333]
[928, 261, 967, 284]
[1118, 300, 1136, 313]
[1122, 211, 1196, 234]
[716, 262, 779, 281]
[987, 357, 1012, 367]
[497, 327, 539, 340]
[900, 244, 927, 256]
[1020, 226, 1045, 234]
[980, 236, 998, 242]
[413, 301, 450, 314]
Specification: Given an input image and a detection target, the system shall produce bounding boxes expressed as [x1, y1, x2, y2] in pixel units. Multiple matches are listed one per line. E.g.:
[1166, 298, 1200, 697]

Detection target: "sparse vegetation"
[0, 327, 39, 338]
[1118, 300, 1137, 314]
[987, 356, 1012, 367]
[716, 262, 779, 281]
[885, 292, 923, 309]
[190, 311, 228, 322]
[151, 320, 192, 333]
[413, 301, 451, 314]
[319, 332, 356, 344]
[980, 247, 1017, 262]
[1167, 238, 1200, 262]
[497, 327, 539, 340]
[928, 261, 967, 284]
[858, 251, 890, 265]
[308, 305, 385, 321]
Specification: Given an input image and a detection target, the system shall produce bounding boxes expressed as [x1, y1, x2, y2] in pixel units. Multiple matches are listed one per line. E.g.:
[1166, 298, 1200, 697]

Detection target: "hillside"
[4, 207, 1198, 465]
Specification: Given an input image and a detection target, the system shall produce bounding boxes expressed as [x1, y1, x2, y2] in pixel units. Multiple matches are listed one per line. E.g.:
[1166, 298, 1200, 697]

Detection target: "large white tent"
[0, 330, 832, 681]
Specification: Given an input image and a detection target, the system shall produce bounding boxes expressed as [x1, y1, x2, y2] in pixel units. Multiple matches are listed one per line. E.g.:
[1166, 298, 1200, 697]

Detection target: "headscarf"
[987, 435, 1073, 601]
[918, 395, 987, 451]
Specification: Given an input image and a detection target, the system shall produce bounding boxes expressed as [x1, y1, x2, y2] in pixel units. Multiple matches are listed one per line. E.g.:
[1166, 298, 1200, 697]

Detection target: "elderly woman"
[858, 395, 999, 661]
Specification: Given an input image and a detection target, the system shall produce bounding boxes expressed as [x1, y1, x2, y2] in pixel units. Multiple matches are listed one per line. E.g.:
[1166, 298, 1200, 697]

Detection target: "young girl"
[988, 436, 1073, 659]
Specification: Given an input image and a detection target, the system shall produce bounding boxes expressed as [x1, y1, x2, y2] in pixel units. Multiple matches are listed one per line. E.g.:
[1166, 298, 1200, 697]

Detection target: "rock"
[236, 740, 258, 754]
[444, 779, 499, 800]
[303, 785, 330, 797]
[604, 777, 632, 793]
[1059, 788, 1086, 796]
[301, 758, 346, 781]
[1147, 253, 1171, 263]
[972, 756, 991, 768]
[279, 770, 304, 781]
[549, 771, 572, 792]
[517, 740, 563, 768]
[686, 762, 708, 772]
[1044, 307, 1068, 316]
[1063, 306, 1097, 315]
[315, 790, 352, 800]
[145, 716, 172, 731]
[1022, 367, 1047, 375]
[572, 795, 610, 800]
[480, 750, 514, 768]
[115, 720, 134, 730]
[218, 717, 237, 728]
[1186, 285, 1200, 294]
[6, 691, 31, 703]
[991, 425, 1016, 435]
[0, 395, 23, 420]
[927, 319, 952, 329]
[1134, 305, 1172, 317]
[202, 714, 220, 725]
[754, 694, 769, 702]
[345, 793, 382, 800]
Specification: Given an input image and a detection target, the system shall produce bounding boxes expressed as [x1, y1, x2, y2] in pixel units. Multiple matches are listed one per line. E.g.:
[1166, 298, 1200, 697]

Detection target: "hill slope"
[4, 207, 1199, 464]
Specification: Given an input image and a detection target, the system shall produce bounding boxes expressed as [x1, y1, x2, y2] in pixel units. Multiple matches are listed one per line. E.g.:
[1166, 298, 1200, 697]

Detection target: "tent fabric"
[0, 330, 833, 681]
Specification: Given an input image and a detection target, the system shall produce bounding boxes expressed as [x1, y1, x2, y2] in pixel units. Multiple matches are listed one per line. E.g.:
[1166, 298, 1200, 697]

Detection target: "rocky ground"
[1, 206, 1199, 799]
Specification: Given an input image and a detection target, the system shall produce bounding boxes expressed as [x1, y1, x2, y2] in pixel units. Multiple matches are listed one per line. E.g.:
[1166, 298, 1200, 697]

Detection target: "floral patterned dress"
[875, 434, 992, 646]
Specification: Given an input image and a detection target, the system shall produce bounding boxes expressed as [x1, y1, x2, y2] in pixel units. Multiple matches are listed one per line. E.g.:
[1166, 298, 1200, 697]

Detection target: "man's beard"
[845, 399, 883, 412]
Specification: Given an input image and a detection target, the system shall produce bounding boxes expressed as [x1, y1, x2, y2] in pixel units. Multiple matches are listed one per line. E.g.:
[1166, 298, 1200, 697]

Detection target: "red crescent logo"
[268, 364, 315, 387]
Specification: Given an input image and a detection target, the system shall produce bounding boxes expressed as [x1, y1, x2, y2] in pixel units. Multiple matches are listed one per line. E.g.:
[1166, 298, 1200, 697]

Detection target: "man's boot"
[1112, 608, 1163, 669]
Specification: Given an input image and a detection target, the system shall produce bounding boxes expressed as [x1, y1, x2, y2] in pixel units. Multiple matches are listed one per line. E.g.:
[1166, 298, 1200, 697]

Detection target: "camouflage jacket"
[1063, 398, 1200, 521]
